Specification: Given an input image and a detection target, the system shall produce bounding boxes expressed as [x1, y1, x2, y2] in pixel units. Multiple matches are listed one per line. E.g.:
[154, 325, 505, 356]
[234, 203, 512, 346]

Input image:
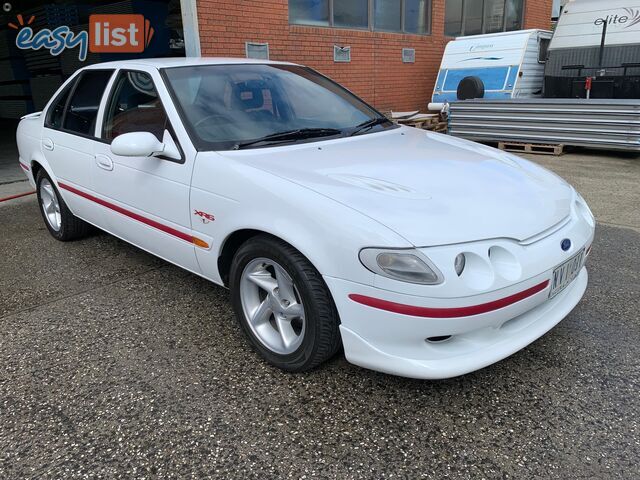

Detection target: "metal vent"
[402, 48, 415, 63]
[334, 45, 351, 63]
[245, 42, 269, 60]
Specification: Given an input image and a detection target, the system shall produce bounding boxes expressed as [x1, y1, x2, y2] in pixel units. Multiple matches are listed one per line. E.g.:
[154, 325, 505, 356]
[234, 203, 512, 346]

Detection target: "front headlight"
[575, 192, 595, 227]
[359, 248, 443, 285]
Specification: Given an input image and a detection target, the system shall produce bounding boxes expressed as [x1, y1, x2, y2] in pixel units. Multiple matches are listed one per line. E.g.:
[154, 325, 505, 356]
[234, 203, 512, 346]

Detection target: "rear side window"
[63, 70, 113, 136]
[45, 82, 74, 129]
[102, 70, 169, 141]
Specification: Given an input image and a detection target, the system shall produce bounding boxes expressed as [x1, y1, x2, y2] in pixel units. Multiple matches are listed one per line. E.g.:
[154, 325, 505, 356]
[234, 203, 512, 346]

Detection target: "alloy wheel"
[39, 178, 62, 231]
[239, 257, 306, 355]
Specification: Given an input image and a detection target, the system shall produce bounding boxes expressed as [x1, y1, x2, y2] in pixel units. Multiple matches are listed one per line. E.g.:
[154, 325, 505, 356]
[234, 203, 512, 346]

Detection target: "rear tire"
[36, 169, 91, 241]
[229, 235, 341, 372]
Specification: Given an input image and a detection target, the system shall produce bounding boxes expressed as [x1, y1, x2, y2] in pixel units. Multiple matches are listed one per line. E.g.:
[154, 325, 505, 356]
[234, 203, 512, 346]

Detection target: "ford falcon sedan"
[16, 58, 595, 379]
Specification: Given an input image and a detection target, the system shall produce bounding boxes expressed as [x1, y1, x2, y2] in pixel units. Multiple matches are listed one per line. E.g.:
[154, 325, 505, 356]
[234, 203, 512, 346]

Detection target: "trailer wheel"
[457, 76, 485, 100]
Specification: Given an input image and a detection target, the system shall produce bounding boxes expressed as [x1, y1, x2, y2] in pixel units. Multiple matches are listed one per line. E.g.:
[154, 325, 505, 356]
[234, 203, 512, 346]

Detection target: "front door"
[92, 68, 200, 273]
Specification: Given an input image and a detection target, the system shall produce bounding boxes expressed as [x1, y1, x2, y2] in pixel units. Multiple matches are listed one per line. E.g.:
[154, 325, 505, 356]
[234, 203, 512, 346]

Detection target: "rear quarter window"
[45, 82, 75, 129]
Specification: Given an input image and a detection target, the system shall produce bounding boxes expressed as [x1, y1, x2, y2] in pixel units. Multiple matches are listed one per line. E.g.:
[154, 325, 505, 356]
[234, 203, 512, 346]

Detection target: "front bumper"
[326, 266, 588, 380]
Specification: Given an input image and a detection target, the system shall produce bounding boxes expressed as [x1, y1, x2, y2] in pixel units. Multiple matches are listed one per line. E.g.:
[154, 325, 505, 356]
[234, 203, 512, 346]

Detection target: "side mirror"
[110, 132, 165, 157]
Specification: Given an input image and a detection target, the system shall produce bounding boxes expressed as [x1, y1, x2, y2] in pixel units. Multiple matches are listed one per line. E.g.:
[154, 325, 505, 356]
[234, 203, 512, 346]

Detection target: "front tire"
[229, 235, 341, 372]
[36, 169, 91, 241]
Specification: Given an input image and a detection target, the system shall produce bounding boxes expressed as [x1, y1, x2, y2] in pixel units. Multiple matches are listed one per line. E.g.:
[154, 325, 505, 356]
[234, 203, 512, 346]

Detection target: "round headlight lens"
[359, 248, 443, 285]
[454, 253, 466, 276]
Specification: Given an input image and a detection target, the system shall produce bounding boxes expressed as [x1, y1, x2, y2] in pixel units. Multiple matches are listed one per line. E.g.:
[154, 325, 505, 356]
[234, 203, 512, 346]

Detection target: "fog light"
[454, 253, 466, 276]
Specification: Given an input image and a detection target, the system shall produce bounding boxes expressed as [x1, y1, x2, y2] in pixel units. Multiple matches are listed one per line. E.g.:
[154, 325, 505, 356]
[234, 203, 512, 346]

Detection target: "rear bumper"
[326, 267, 588, 380]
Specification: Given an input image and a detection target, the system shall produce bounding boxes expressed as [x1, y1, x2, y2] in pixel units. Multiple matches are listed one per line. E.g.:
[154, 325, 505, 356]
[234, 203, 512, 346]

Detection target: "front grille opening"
[426, 335, 452, 343]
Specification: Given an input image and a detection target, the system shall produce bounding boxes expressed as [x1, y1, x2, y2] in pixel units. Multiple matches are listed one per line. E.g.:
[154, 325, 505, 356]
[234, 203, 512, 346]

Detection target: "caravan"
[432, 29, 552, 104]
[544, 0, 640, 98]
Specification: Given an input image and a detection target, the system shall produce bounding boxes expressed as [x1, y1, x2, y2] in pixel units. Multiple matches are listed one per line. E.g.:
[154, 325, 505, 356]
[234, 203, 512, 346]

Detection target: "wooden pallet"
[393, 112, 448, 133]
[498, 141, 565, 156]
[431, 121, 448, 133]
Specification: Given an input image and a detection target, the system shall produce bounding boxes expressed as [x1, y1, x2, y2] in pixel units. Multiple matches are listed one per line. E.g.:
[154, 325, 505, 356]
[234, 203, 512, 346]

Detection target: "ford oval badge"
[561, 239, 571, 251]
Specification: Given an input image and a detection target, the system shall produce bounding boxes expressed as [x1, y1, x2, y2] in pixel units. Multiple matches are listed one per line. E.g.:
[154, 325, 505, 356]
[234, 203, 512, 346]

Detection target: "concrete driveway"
[1, 150, 639, 479]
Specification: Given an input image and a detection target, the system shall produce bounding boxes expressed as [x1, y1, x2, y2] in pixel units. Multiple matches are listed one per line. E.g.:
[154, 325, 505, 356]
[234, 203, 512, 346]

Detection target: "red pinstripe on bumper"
[348, 280, 550, 318]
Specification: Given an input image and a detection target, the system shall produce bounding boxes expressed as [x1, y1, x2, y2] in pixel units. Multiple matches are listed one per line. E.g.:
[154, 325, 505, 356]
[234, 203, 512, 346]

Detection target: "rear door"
[42, 69, 114, 223]
[92, 67, 201, 273]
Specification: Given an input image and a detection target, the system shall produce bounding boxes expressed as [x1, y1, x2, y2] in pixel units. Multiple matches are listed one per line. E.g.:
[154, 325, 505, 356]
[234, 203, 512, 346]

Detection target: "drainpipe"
[180, 0, 201, 57]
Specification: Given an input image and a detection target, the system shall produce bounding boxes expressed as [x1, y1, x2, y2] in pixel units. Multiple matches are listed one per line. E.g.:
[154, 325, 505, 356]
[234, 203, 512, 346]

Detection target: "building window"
[374, 0, 402, 32]
[464, 0, 484, 35]
[334, 0, 369, 28]
[404, 0, 430, 34]
[444, 0, 524, 37]
[444, 0, 463, 36]
[289, 0, 431, 34]
[289, 0, 330, 26]
[505, 0, 525, 31]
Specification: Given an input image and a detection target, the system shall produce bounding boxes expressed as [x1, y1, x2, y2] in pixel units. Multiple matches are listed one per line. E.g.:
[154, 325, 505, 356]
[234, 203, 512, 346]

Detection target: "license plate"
[549, 249, 585, 298]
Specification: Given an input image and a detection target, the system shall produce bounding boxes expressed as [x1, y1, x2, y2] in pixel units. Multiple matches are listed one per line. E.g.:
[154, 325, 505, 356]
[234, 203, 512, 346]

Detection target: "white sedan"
[16, 58, 595, 379]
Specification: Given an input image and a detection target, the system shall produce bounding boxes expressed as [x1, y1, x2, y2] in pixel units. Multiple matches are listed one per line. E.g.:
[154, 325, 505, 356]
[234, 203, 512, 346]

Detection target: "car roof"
[82, 57, 299, 70]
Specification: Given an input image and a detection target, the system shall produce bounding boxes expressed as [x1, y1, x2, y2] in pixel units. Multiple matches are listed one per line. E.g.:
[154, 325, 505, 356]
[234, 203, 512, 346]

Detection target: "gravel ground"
[0, 195, 639, 479]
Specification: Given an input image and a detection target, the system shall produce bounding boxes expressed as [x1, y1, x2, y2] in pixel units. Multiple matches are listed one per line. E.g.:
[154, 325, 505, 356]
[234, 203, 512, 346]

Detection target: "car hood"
[223, 127, 573, 246]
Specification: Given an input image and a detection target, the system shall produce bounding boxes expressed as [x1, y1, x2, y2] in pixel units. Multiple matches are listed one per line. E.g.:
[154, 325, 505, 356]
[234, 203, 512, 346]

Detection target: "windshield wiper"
[233, 128, 342, 150]
[349, 117, 391, 137]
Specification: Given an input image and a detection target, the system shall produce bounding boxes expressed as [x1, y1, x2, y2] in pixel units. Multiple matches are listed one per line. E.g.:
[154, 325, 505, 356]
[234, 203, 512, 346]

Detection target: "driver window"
[103, 70, 169, 141]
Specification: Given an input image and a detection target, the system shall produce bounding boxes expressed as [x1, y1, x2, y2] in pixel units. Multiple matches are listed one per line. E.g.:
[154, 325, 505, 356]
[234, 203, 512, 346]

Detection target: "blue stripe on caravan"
[434, 69, 447, 91]
[506, 66, 519, 89]
[442, 66, 515, 91]
[432, 91, 513, 103]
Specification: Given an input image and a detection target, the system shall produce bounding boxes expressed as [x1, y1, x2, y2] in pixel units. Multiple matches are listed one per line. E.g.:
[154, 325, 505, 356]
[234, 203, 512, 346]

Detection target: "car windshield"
[162, 64, 394, 150]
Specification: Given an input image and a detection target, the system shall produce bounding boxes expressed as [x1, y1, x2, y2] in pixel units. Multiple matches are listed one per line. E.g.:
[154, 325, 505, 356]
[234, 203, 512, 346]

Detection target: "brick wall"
[197, 0, 553, 112]
[523, 0, 554, 30]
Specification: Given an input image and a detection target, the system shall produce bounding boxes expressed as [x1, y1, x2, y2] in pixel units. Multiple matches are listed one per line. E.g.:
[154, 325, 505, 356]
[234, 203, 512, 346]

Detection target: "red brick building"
[194, 0, 554, 112]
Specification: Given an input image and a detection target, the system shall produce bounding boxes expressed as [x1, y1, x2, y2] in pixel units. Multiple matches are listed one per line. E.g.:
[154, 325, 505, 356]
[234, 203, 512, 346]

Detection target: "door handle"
[95, 154, 114, 171]
[42, 138, 54, 151]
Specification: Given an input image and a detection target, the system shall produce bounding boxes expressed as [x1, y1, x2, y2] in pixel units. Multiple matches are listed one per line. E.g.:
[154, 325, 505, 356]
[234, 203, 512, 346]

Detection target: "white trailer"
[432, 29, 552, 105]
[545, 0, 640, 98]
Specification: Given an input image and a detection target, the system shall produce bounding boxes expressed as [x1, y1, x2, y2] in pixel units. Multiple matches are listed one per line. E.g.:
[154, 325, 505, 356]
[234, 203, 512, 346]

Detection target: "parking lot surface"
[1, 151, 639, 479]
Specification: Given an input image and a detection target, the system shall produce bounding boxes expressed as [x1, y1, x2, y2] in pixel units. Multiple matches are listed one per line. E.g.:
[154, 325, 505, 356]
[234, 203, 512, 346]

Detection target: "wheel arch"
[29, 151, 55, 186]
[30, 159, 44, 183]
[217, 228, 317, 288]
[217, 228, 264, 286]
[28, 154, 80, 218]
